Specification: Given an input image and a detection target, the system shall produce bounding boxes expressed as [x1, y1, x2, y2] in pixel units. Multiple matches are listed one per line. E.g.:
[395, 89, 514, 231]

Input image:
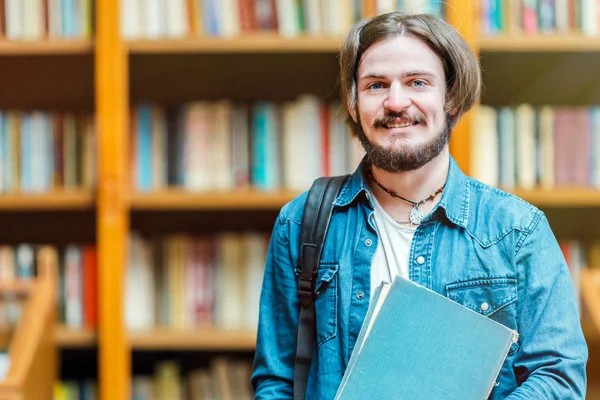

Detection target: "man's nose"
[384, 83, 411, 112]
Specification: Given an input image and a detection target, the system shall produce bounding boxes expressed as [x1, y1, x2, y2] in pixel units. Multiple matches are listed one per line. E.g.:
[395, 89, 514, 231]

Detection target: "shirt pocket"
[445, 277, 520, 356]
[314, 263, 339, 346]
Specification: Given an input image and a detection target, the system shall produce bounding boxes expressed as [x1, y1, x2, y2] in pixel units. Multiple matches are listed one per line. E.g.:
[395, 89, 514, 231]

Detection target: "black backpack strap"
[294, 175, 347, 400]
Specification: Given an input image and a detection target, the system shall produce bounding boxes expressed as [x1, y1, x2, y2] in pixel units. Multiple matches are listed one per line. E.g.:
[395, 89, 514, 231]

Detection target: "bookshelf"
[5, 0, 600, 398]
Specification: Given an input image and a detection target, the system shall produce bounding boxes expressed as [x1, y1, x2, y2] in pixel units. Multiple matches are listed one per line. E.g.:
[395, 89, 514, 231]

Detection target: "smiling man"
[252, 12, 587, 399]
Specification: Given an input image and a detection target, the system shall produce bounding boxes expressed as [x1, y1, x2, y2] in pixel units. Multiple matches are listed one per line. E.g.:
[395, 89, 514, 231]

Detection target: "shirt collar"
[333, 155, 470, 229]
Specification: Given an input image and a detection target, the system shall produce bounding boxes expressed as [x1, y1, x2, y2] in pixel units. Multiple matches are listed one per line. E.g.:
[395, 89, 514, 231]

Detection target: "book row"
[0, 111, 96, 194]
[0, 244, 97, 329]
[480, 0, 600, 36]
[132, 357, 253, 400]
[53, 380, 97, 400]
[121, 0, 445, 39]
[0, 234, 594, 333]
[130, 98, 364, 193]
[126, 232, 266, 332]
[0, 0, 93, 41]
[473, 105, 600, 189]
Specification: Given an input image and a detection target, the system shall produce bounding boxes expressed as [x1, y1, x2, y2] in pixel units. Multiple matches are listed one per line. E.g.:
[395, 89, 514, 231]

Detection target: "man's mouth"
[382, 119, 419, 129]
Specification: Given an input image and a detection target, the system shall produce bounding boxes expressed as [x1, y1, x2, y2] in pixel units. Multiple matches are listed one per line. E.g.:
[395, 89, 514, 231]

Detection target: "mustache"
[373, 111, 426, 128]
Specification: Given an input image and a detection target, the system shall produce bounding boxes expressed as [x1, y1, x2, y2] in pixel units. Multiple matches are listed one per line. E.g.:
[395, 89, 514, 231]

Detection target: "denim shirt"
[252, 156, 588, 399]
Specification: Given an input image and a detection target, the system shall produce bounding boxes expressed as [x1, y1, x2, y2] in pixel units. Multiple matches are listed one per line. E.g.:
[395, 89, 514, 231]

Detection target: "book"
[335, 276, 518, 400]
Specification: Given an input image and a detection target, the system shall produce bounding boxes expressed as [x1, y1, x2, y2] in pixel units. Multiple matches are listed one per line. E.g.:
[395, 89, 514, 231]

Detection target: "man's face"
[352, 35, 450, 172]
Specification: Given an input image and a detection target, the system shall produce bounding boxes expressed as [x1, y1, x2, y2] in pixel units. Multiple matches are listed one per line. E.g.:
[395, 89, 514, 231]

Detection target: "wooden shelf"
[0, 40, 94, 55]
[126, 34, 600, 54]
[478, 34, 600, 52]
[128, 328, 256, 350]
[54, 325, 97, 348]
[0, 191, 95, 211]
[127, 34, 342, 54]
[508, 188, 600, 207]
[129, 189, 299, 210]
[129, 188, 600, 210]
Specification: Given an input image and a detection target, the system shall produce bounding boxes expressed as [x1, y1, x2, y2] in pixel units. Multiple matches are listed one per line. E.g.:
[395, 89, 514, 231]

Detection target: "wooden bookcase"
[4, 0, 600, 398]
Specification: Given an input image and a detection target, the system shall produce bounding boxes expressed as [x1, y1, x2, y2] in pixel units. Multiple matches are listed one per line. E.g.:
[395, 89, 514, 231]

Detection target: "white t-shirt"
[369, 190, 416, 296]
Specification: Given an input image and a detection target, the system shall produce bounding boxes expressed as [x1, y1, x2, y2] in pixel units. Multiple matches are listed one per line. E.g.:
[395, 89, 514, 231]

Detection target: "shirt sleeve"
[505, 212, 588, 399]
[251, 207, 298, 399]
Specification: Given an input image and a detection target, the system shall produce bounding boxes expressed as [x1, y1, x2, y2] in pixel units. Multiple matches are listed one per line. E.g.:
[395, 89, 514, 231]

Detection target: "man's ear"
[348, 102, 358, 123]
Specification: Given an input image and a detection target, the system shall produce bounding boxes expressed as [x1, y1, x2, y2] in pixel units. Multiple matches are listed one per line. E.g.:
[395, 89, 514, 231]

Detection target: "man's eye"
[412, 80, 426, 87]
[368, 82, 384, 90]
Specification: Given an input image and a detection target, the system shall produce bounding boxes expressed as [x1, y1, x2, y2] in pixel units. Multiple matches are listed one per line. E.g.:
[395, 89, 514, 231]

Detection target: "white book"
[29, 112, 45, 193]
[22, 0, 43, 40]
[376, 0, 395, 14]
[581, 0, 597, 36]
[515, 104, 537, 190]
[231, 105, 250, 189]
[144, 0, 165, 38]
[120, 0, 140, 38]
[282, 101, 300, 190]
[65, 245, 83, 328]
[219, 0, 240, 37]
[166, 0, 189, 37]
[5, 0, 24, 40]
[472, 105, 499, 187]
[298, 95, 323, 186]
[277, 0, 299, 37]
[538, 106, 555, 189]
[403, 0, 428, 14]
[125, 233, 156, 330]
[498, 107, 516, 190]
[215, 234, 243, 330]
[303, 0, 322, 35]
[554, 0, 569, 33]
[79, 0, 92, 38]
[184, 103, 212, 191]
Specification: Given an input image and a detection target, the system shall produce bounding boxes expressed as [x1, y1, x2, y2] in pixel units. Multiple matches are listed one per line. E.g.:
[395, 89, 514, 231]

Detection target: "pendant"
[409, 206, 425, 225]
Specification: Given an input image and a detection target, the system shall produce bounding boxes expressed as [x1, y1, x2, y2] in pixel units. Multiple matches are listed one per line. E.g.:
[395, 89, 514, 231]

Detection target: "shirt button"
[480, 302, 490, 312]
[365, 239, 373, 247]
[357, 292, 365, 300]
[416, 256, 425, 265]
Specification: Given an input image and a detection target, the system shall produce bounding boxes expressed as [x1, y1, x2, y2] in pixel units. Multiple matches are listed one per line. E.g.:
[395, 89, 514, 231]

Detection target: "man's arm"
[251, 207, 299, 399]
[506, 213, 588, 399]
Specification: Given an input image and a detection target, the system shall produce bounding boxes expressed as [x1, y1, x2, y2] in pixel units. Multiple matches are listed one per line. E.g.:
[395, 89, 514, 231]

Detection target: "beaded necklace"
[366, 166, 445, 225]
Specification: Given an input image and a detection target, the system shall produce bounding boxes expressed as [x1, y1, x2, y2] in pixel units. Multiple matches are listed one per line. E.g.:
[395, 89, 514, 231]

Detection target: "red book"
[82, 246, 98, 329]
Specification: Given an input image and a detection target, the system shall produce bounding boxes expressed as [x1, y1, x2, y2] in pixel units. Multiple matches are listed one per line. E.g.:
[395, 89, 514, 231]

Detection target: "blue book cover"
[335, 277, 518, 400]
[137, 105, 153, 192]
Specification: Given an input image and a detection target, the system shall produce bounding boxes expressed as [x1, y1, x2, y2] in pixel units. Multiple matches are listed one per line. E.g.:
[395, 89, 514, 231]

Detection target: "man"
[252, 12, 588, 399]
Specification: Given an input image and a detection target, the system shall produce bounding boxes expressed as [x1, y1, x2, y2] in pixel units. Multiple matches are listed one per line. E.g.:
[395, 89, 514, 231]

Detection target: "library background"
[0, 0, 599, 399]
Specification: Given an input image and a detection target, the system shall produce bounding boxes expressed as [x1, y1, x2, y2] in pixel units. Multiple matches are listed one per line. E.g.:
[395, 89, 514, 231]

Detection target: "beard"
[355, 109, 452, 173]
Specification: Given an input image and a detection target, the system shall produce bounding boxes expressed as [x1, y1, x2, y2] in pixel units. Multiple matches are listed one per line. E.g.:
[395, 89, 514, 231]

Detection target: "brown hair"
[339, 12, 481, 136]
